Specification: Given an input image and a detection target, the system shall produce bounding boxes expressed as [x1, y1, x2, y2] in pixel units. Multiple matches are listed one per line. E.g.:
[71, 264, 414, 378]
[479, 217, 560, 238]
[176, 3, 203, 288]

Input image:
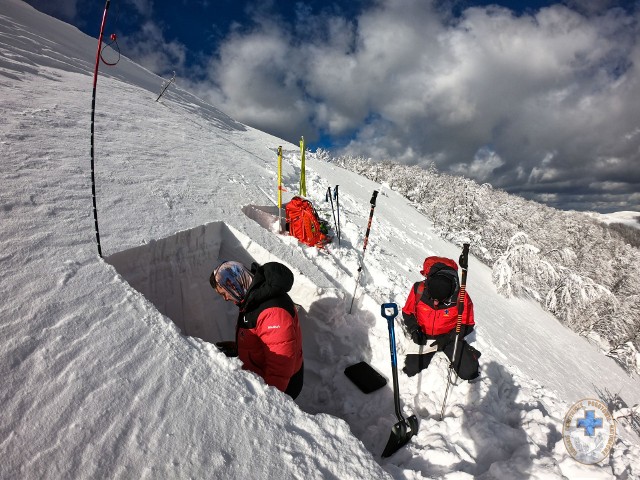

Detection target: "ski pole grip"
[459, 243, 470, 269]
[370, 190, 379, 206]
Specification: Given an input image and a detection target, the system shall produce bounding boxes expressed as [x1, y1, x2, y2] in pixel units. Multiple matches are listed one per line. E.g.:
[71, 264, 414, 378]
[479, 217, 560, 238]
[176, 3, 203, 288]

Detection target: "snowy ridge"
[1, 1, 639, 479]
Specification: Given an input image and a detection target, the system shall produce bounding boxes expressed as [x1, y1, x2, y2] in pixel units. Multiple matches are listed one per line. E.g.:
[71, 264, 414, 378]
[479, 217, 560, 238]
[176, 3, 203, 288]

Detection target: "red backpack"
[285, 197, 330, 247]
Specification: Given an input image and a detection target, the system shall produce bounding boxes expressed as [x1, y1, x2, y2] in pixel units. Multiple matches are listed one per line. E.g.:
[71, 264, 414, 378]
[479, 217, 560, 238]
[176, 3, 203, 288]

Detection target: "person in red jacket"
[210, 261, 304, 399]
[402, 256, 480, 380]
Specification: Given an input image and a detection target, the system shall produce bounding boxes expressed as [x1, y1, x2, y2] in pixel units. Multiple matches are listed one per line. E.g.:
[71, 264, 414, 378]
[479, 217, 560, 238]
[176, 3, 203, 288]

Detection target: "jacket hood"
[420, 256, 458, 276]
[242, 262, 294, 311]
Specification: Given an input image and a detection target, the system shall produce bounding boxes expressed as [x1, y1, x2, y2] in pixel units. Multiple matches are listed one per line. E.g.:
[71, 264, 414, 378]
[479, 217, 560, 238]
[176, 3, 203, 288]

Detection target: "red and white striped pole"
[349, 190, 379, 314]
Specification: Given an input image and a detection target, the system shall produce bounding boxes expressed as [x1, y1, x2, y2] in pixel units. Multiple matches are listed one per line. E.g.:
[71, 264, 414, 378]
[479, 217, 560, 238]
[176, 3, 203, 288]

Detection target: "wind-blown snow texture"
[1, 1, 639, 478]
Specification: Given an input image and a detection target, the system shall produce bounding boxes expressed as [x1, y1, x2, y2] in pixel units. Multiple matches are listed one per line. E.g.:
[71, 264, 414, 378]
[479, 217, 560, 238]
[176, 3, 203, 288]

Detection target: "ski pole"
[349, 190, 379, 314]
[90, 0, 112, 258]
[440, 243, 470, 420]
[334, 185, 341, 245]
[299, 136, 306, 196]
[156, 71, 175, 102]
[326, 187, 338, 241]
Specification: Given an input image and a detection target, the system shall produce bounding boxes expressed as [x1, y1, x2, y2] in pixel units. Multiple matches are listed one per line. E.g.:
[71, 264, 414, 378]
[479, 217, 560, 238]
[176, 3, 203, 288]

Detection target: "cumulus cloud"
[198, 18, 314, 140]
[125, 0, 154, 16]
[23, 0, 639, 212]
[117, 20, 187, 76]
[451, 147, 506, 182]
[29, 0, 629, 213]
[193, 0, 640, 212]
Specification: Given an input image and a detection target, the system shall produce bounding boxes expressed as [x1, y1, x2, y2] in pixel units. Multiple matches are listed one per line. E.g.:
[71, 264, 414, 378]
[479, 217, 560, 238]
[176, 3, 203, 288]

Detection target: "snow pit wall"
[105, 221, 319, 344]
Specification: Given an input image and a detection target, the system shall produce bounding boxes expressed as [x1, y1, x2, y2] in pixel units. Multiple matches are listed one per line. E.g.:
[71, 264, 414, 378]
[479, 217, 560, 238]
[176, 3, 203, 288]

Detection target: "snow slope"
[1, 1, 639, 478]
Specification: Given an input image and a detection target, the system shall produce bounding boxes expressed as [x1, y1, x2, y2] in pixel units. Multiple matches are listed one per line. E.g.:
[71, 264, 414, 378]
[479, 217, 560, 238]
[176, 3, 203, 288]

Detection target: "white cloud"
[118, 21, 187, 75]
[125, 0, 154, 16]
[199, 21, 314, 139]
[192, 0, 640, 211]
[451, 147, 506, 182]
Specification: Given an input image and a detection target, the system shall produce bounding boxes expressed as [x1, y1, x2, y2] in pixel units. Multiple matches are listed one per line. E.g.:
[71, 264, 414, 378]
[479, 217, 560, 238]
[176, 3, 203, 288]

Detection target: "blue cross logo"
[577, 410, 603, 436]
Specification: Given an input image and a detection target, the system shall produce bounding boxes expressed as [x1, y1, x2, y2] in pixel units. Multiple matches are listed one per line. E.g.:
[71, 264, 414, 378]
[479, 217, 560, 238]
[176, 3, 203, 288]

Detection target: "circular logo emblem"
[563, 398, 616, 464]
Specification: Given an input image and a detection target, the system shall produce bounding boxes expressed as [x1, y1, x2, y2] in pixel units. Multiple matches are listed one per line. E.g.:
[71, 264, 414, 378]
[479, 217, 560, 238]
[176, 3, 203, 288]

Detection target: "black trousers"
[285, 363, 304, 399]
[403, 340, 480, 380]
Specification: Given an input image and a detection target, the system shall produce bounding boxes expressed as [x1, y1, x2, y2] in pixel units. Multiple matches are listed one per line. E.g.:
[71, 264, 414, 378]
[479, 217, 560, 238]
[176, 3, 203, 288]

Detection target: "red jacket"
[237, 263, 303, 393]
[402, 256, 474, 337]
[237, 305, 303, 392]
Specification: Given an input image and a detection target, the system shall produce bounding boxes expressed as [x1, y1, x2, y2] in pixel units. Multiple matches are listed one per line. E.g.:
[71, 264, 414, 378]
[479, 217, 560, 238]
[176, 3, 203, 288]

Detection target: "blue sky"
[24, 0, 640, 213]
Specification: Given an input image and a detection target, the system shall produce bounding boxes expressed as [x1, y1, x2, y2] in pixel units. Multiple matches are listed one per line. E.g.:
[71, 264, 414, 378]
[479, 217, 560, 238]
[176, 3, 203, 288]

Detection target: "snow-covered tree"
[492, 233, 557, 300]
[321, 149, 640, 372]
[545, 270, 617, 331]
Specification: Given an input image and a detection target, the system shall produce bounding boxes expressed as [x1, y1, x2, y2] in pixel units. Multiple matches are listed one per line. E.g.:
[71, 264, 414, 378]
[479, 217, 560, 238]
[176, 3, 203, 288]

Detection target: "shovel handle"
[381, 303, 398, 320]
[382, 302, 400, 368]
[381, 302, 409, 431]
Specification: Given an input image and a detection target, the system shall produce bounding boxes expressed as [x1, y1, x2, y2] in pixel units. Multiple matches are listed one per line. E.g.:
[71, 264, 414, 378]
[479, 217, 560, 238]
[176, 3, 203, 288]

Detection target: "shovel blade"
[381, 414, 419, 458]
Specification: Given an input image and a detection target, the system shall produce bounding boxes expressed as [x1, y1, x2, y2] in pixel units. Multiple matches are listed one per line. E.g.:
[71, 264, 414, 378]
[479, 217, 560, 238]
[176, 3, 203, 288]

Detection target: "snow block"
[242, 204, 283, 233]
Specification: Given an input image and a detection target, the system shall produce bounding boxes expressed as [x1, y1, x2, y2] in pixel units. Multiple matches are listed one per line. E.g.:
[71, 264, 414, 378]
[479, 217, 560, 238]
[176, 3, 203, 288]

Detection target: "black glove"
[215, 341, 238, 358]
[409, 327, 428, 345]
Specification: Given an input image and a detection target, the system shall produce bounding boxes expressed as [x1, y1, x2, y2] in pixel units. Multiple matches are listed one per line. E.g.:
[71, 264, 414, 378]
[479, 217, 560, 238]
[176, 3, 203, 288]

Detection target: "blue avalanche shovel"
[381, 303, 419, 457]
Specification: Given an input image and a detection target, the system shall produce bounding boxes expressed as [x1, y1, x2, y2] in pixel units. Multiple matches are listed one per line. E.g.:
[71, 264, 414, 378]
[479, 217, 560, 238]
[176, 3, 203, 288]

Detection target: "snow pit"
[105, 221, 299, 343]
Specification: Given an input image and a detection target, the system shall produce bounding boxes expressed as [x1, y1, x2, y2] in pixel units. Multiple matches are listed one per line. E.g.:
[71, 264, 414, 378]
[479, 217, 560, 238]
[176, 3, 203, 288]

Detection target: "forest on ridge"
[319, 150, 640, 374]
